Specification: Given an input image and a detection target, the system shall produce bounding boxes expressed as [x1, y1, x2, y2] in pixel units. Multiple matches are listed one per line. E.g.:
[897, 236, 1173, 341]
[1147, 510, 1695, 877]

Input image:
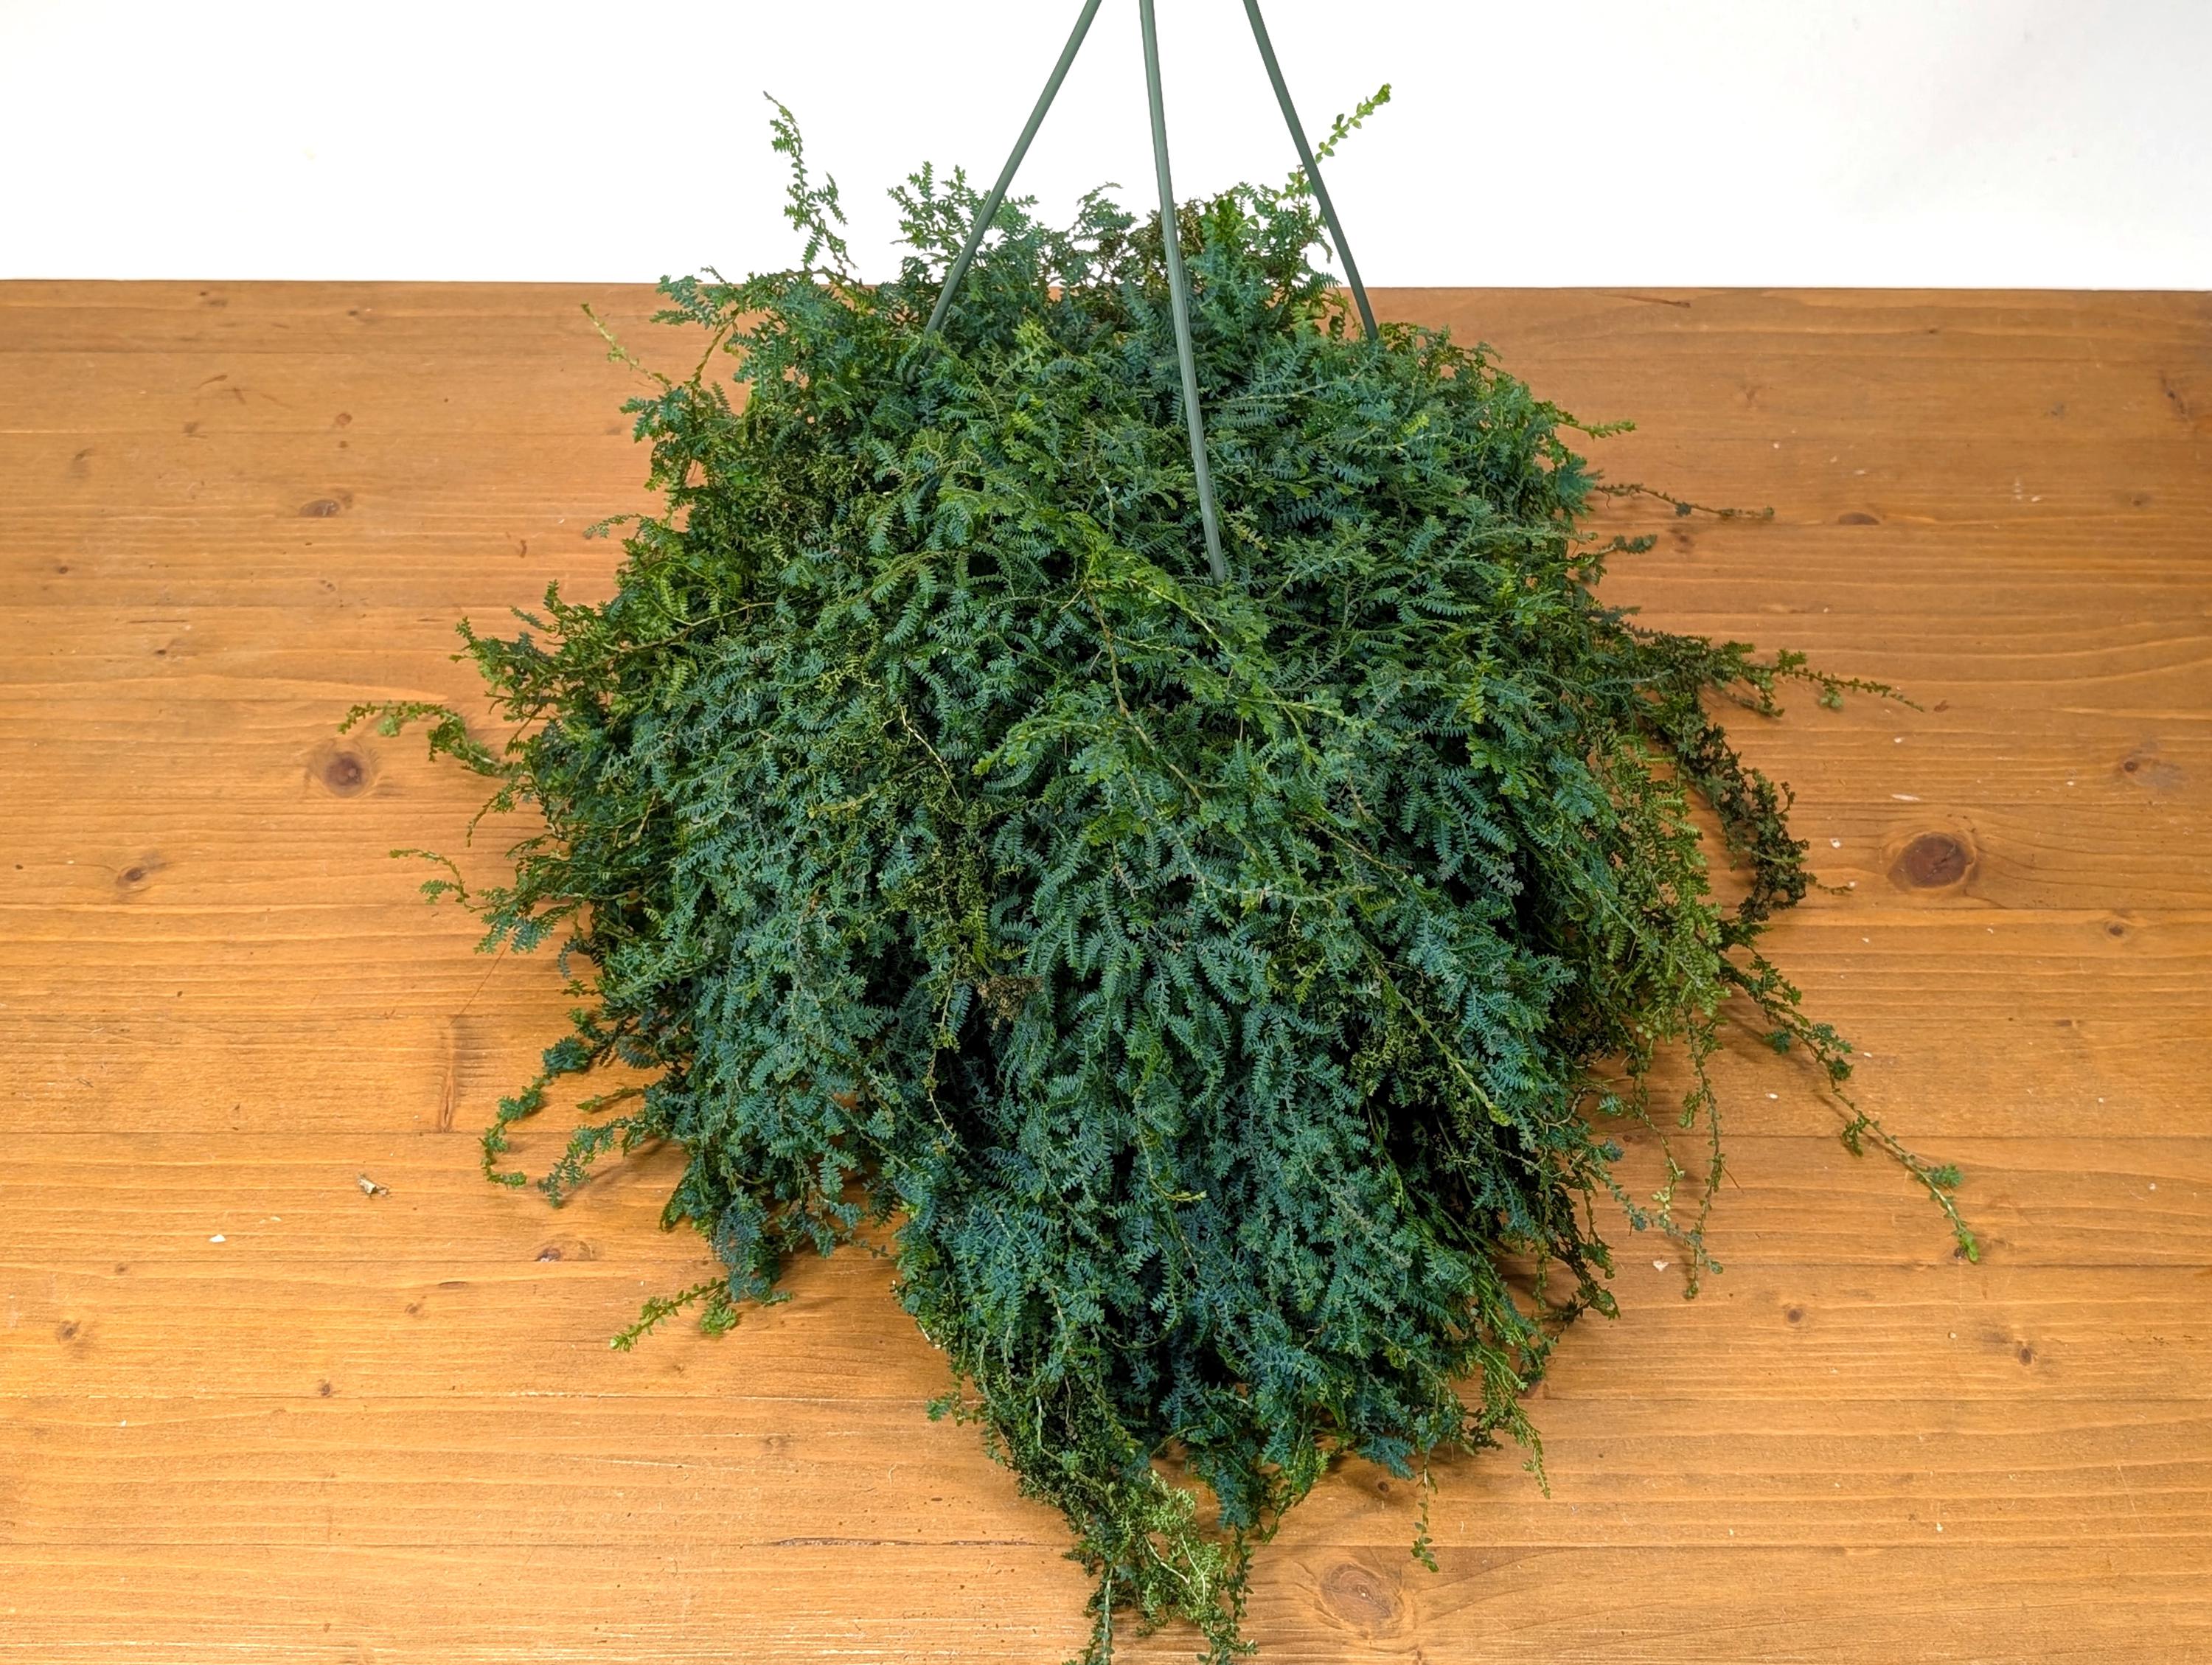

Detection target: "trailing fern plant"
[352, 109, 1971, 1662]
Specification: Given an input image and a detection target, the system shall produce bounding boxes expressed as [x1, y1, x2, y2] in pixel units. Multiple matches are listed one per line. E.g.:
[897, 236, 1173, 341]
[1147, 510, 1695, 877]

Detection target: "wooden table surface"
[2, 282, 2208, 1663]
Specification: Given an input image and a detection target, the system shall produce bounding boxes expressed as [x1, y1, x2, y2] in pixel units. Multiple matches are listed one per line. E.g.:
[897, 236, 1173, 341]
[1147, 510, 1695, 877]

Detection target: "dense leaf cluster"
[357, 115, 1969, 1661]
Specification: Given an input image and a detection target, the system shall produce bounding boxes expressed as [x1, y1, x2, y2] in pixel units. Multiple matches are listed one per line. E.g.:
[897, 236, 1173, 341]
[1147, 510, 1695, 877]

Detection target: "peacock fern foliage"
[352, 108, 1970, 1661]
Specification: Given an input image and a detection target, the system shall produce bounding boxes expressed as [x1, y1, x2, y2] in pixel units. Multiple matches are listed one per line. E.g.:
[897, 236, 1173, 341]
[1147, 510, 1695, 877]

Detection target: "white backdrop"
[2, 0, 2207, 288]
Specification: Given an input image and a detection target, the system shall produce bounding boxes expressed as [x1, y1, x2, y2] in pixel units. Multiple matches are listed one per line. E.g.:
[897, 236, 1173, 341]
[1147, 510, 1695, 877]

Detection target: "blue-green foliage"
[354, 115, 1970, 1661]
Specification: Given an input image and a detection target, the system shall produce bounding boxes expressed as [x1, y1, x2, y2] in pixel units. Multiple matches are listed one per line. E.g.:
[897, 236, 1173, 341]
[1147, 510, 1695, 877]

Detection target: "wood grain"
[2, 281, 2208, 1663]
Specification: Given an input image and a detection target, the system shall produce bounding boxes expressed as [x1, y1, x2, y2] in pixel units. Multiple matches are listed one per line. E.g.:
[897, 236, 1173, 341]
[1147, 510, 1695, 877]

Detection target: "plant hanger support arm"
[1139, 0, 1228, 583]
[925, 0, 1107, 338]
[1242, 0, 1378, 342]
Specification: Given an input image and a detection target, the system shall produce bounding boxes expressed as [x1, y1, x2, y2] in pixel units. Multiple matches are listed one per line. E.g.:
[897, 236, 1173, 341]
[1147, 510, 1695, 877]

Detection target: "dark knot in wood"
[1893, 832, 1970, 889]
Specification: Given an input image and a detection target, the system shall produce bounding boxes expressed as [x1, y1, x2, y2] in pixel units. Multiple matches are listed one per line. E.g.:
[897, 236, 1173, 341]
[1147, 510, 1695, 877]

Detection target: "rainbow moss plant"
[353, 110, 1972, 1663]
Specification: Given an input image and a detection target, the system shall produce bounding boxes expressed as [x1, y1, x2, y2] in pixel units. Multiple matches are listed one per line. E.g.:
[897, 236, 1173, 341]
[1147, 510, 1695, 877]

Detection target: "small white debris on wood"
[357, 1174, 389, 1198]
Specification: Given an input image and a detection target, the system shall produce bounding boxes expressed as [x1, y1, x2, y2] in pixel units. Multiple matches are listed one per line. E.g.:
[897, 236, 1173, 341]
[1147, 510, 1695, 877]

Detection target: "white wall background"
[2, 0, 2207, 288]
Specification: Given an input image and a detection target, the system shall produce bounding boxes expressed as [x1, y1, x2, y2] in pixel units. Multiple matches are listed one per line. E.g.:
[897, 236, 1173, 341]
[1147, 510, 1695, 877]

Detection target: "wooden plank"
[2, 1541, 2208, 1665]
[4, 346, 2205, 448]
[5, 1237, 2210, 1402]
[2, 282, 2208, 1664]
[5, 1390, 2208, 1554]
[0, 1132, 2206, 1272]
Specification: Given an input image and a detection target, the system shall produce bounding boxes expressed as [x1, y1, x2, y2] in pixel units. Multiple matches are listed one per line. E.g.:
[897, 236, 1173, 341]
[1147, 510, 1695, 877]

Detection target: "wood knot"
[1836, 510, 1879, 525]
[115, 854, 167, 894]
[308, 740, 375, 798]
[1318, 1560, 1405, 1637]
[2118, 745, 2183, 792]
[55, 1321, 80, 1341]
[1891, 831, 1972, 891]
[322, 751, 368, 795]
[300, 498, 344, 518]
[318, 1380, 335, 1397]
[2015, 1342, 2036, 1366]
[1784, 1305, 1805, 1325]
[536, 1245, 563, 1262]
